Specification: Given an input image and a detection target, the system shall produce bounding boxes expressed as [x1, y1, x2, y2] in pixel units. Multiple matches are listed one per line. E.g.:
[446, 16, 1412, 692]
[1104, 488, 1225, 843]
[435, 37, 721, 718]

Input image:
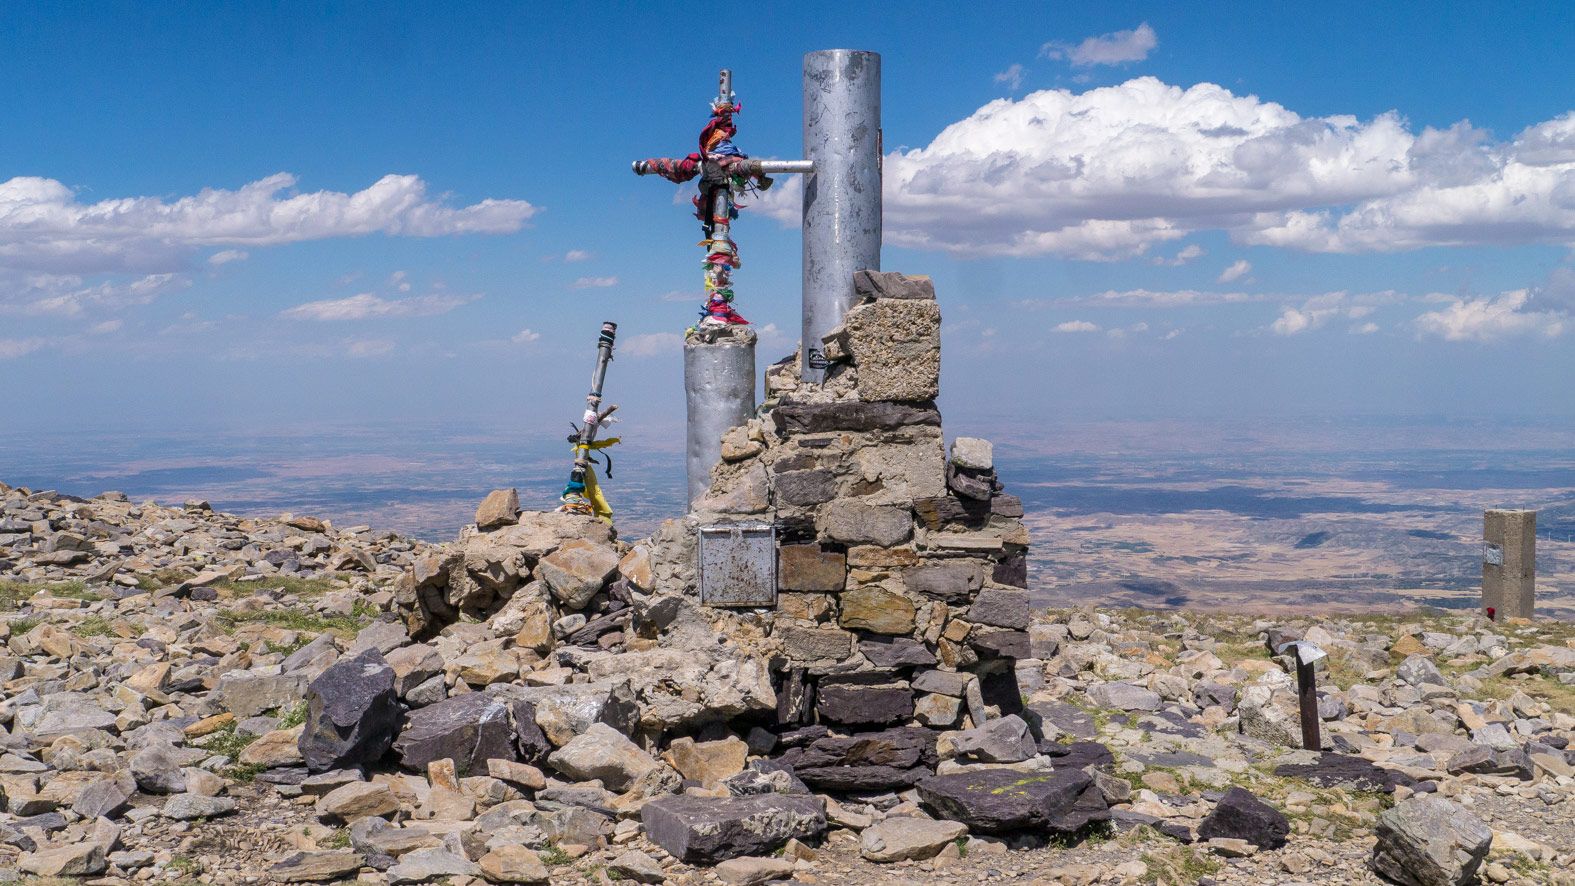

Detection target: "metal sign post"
[1277, 640, 1326, 751]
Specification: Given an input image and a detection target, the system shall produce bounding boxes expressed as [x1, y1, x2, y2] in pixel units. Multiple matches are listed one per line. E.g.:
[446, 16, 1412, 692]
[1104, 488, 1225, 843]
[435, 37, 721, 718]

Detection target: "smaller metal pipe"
[746, 159, 815, 175]
[684, 333, 756, 508]
[717, 69, 734, 107]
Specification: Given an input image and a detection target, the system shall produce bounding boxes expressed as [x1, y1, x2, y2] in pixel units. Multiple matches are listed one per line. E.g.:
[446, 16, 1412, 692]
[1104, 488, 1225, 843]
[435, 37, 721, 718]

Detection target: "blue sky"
[2, 1, 1572, 439]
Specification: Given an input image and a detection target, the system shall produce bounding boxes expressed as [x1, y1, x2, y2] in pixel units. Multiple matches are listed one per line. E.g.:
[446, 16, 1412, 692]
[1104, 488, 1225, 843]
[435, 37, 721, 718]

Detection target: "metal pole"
[801, 49, 881, 384]
[684, 333, 756, 508]
[1296, 658, 1320, 751]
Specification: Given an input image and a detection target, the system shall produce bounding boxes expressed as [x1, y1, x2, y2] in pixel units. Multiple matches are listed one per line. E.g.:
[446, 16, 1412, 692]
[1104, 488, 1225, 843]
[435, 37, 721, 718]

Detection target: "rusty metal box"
[697, 523, 777, 607]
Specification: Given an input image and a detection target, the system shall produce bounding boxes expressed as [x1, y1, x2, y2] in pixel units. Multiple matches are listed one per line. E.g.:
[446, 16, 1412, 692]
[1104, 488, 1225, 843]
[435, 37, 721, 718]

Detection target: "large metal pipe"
[801, 49, 881, 384]
[684, 333, 756, 508]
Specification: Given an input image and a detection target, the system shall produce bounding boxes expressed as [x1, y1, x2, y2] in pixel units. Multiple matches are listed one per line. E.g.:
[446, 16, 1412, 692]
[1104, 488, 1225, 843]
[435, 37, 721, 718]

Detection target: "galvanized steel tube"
[801, 49, 881, 383]
[684, 334, 756, 508]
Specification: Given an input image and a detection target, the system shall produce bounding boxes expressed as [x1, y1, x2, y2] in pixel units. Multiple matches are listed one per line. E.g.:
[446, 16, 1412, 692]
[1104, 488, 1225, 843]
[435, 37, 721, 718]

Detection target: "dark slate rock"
[774, 470, 839, 506]
[814, 681, 913, 726]
[1138, 711, 1207, 739]
[298, 648, 400, 773]
[990, 494, 1024, 518]
[1197, 787, 1289, 849]
[771, 401, 940, 435]
[911, 496, 991, 531]
[946, 464, 995, 501]
[509, 700, 553, 766]
[1131, 750, 1216, 769]
[852, 269, 936, 301]
[968, 587, 1030, 630]
[393, 692, 516, 777]
[254, 766, 311, 785]
[917, 768, 1109, 834]
[992, 554, 1028, 588]
[1445, 745, 1534, 780]
[0, 823, 35, 852]
[775, 668, 814, 726]
[1024, 701, 1097, 740]
[12, 812, 67, 833]
[641, 794, 826, 864]
[1273, 753, 1416, 793]
[971, 628, 1030, 659]
[781, 726, 938, 791]
[902, 562, 982, 603]
[773, 725, 828, 749]
[1193, 681, 1238, 713]
[858, 637, 937, 668]
[1044, 741, 1116, 771]
[72, 778, 133, 819]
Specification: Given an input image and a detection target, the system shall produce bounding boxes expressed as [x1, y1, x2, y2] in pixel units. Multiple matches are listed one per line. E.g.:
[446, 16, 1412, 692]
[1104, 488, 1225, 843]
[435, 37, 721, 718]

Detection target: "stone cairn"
[388, 270, 1061, 863]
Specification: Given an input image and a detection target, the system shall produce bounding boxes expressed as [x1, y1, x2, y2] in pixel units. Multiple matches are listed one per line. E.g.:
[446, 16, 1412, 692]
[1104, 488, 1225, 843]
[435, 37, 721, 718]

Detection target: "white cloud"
[389, 270, 411, 292]
[1351, 321, 1380, 334]
[0, 272, 188, 316]
[511, 328, 541, 344]
[281, 292, 478, 321]
[0, 337, 47, 359]
[345, 338, 395, 358]
[882, 79, 1575, 258]
[207, 249, 248, 266]
[621, 332, 684, 356]
[1217, 259, 1252, 283]
[571, 276, 618, 289]
[993, 63, 1026, 91]
[1269, 291, 1397, 335]
[1042, 23, 1157, 67]
[660, 289, 696, 303]
[1070, 288, 1258, 307]
[1414, 289, 1566, 341]
[1053, 320, 1100, 333]
[564, 249, 592, 262]
[0, 173, 536, 275]
[87, 319, 122, 335]
[1153, 243, 1204, 266]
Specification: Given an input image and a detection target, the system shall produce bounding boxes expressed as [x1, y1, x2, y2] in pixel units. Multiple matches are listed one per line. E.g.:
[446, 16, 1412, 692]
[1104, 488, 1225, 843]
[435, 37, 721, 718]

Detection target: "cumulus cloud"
[994, 63, 1026, 91]
[345, 338, 395, 358]
[1414, 289, 1566, 341]
[1042, 23, 1157, 67]
[0, 338, 47, 359]
[1053, 320, 1100, 333]
[620, 332, 684, 356]
[882, 79, 1575, 258]
[281, 292, 479, 321]
[207, 249, 248, 266]
[0, 173, 536, 275]
[511, 328, 541, 344]
[1269, 291, 1397, 335]
[0, 272, 188, 316]
[1066, 288, 1259, 307]
[564, 249, 592, 262]
[1217, 259, 1252, 282]
[571, 276, 618, 289]
[1153, 243, 1204, 266]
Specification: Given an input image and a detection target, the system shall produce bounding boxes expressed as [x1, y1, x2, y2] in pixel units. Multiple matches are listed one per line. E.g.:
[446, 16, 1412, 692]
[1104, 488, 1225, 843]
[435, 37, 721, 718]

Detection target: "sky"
[1, 1, 1572, 442]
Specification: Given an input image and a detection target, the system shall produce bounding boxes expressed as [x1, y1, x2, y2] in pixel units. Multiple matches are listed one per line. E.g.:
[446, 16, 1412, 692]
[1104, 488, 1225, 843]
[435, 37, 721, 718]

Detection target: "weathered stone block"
[917, 769, 1108, 835]
[771, 401, 940, 435]
[815, 680, 914, 726]
[903, 562, 983, 602]
[475, 489, 520, 530]
[778, 545, 846, 592]
[839, 586, 917, 635]
[968, 587, 1030, 630]
[779, 626, 855, 662]
[817, 500, 912, 547]
[839, 298, 941, 402]
[774, 470, 838, 507]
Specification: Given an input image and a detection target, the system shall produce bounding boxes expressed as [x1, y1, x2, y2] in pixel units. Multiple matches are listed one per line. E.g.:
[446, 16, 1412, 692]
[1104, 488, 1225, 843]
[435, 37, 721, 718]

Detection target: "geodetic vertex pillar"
[1483, 508, 1536, 620]
[801, 49, 882, 384]
[684, 330, 756, 507]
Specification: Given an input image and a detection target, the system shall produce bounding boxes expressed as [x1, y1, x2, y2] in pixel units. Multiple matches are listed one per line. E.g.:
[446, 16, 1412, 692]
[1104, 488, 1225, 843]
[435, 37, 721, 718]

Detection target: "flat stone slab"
[917, 768, 1108, 834]
[641, 794, 826, 864]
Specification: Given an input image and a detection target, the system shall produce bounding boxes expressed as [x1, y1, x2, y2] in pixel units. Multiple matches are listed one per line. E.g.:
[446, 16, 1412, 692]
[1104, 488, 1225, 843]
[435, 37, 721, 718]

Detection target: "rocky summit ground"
[1, 483, 1573, 885]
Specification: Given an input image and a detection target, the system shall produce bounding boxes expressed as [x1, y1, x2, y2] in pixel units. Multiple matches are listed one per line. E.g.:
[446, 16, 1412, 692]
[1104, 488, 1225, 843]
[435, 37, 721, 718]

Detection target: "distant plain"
[4, 416, 1570, 617]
